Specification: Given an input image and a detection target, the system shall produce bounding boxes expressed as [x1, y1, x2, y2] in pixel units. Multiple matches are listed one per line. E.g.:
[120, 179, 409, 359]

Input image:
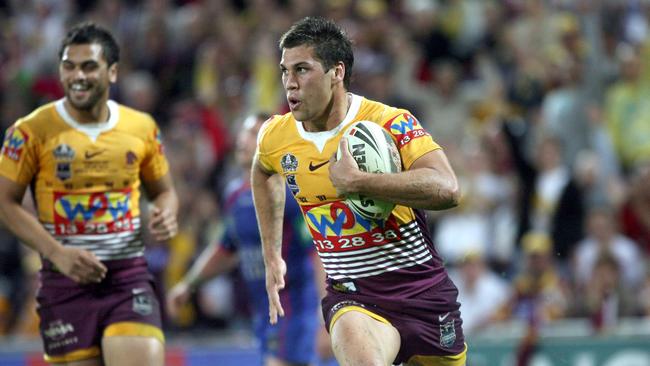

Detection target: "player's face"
[280, 45, 335, 123]
[59, 43, 116, 111]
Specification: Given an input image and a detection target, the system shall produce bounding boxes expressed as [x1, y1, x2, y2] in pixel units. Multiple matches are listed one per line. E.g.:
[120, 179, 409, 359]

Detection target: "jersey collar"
[55, 99, 120, 142]
[295, 93, 362, 153]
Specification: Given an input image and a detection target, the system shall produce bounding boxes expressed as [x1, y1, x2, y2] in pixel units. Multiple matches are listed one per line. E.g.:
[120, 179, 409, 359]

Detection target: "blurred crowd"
[1, 0, 650, 341]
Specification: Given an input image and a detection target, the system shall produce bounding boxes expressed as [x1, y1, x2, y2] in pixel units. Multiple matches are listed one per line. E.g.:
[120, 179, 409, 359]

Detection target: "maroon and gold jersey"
[0, 99, 169, 261]
[257, 94, 449, 299]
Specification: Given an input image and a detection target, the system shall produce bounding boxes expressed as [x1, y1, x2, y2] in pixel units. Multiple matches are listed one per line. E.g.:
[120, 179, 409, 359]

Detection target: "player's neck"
[63, 99, 110, 124]
[303, 91, 350, 132]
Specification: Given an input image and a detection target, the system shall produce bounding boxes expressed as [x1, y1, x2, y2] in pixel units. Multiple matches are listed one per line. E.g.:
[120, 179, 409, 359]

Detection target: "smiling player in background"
[252, 17, 466, 366]
[0, 22, 178, 366]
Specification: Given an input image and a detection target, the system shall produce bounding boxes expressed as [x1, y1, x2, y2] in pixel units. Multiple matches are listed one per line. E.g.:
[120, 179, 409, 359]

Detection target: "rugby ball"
[337, 121, 402, 220]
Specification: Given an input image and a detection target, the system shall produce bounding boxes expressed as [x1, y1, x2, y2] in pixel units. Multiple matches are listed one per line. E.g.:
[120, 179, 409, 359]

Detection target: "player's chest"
[41, 130, 145, 182]
[276, 141, 339, 205]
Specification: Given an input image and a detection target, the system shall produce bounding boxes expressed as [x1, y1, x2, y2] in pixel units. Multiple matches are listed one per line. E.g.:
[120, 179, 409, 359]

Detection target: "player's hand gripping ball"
[337, 121, 402, 220]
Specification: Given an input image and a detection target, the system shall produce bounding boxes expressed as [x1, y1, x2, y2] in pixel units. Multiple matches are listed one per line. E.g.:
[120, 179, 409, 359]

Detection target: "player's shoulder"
[11, 102, 58, 132]
[115, 102, 157, 126]
[114, 101, 160, 135]
[357, 96, 412, 127]
[357, 95, 430, 151]
[2, 102, 62, 148]
[257, 112, 293, 143]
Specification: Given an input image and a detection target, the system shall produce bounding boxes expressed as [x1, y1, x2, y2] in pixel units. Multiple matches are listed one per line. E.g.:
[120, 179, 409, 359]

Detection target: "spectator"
[573, 206, 645, 291]
[502, 120, 585, 260]
[449, 251, 511, 335]
[578, 252, 640, 332]
[604, 43, 650, 173]
[495, 232, 569, 324]
[620, 161, 650, 254]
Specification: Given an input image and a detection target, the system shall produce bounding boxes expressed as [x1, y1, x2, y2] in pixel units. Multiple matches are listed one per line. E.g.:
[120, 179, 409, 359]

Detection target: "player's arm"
[330, 139, 460, 210]
[0, 176, 106, 283]
[251, 154, 287, 324]
[142, 172, 179, 241]
[167, 242, 238, 318]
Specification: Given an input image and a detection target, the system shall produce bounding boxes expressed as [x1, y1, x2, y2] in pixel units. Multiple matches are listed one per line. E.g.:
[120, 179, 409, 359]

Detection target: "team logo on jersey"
[56, 163, 72, 181]
[84, 149, 106, 159]
[132, 290, 154, 316]
[286, 174, 299, 195]
[53, 144, 76, 161]
[53, 144, 75, 180]
[1, 127, 29, 161]
[280, 153, 298, 173]
[330, 279, 358, 294]
[126, 151, 138, 166]
[383, 113, 429, 147]
[43, 320, 75, 341]
[439, 319, 456, 348]
[53, 189, 134, 235]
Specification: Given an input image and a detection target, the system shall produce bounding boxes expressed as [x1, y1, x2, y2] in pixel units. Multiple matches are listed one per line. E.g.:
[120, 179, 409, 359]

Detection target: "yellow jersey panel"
[257, 94, 448, 295]
[257, 95, 441, 205]
[0, 100, 169, 260]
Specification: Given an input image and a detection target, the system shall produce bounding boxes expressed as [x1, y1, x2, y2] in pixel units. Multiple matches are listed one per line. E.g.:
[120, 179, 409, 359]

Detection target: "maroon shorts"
[322, 276, 465, 364]
[36, 257, 163, 363]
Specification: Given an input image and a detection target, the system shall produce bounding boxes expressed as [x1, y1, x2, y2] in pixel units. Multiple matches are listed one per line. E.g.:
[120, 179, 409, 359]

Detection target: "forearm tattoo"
[269, 178, 285, 250]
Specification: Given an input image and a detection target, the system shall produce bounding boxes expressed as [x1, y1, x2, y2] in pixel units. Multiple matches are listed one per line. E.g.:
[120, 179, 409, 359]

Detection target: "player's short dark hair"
[59, 22, 120, 66]
[279, 16, 354, 89]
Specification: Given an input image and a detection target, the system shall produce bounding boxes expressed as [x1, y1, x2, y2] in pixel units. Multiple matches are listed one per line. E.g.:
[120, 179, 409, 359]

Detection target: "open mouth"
[287, 96, 301, 110]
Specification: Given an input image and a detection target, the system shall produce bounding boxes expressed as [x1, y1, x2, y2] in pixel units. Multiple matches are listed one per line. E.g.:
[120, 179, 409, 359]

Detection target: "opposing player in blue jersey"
[167, 113, 325, 366]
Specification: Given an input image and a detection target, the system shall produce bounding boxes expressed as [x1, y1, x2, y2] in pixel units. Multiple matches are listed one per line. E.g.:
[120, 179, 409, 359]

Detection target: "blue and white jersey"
[221, 177, 319, 363]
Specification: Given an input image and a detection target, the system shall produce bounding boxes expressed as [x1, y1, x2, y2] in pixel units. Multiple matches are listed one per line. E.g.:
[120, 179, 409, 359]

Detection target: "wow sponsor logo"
[53, 189, 134, 235]
[383, 113, 429, 147]
[1, 127, 29, 161]
[302, 201, 400, 252]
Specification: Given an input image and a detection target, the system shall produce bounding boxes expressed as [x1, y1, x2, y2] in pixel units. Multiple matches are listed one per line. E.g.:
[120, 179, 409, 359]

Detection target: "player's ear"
[331, 61, 345, 85]
[108, 63, 118, 83]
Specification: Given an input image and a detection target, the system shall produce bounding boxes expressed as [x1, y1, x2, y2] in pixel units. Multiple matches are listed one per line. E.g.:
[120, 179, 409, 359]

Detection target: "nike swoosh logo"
[85, 149, 106, 159]
[309, 160, 329, 171]
[439, 312, 451, 322]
